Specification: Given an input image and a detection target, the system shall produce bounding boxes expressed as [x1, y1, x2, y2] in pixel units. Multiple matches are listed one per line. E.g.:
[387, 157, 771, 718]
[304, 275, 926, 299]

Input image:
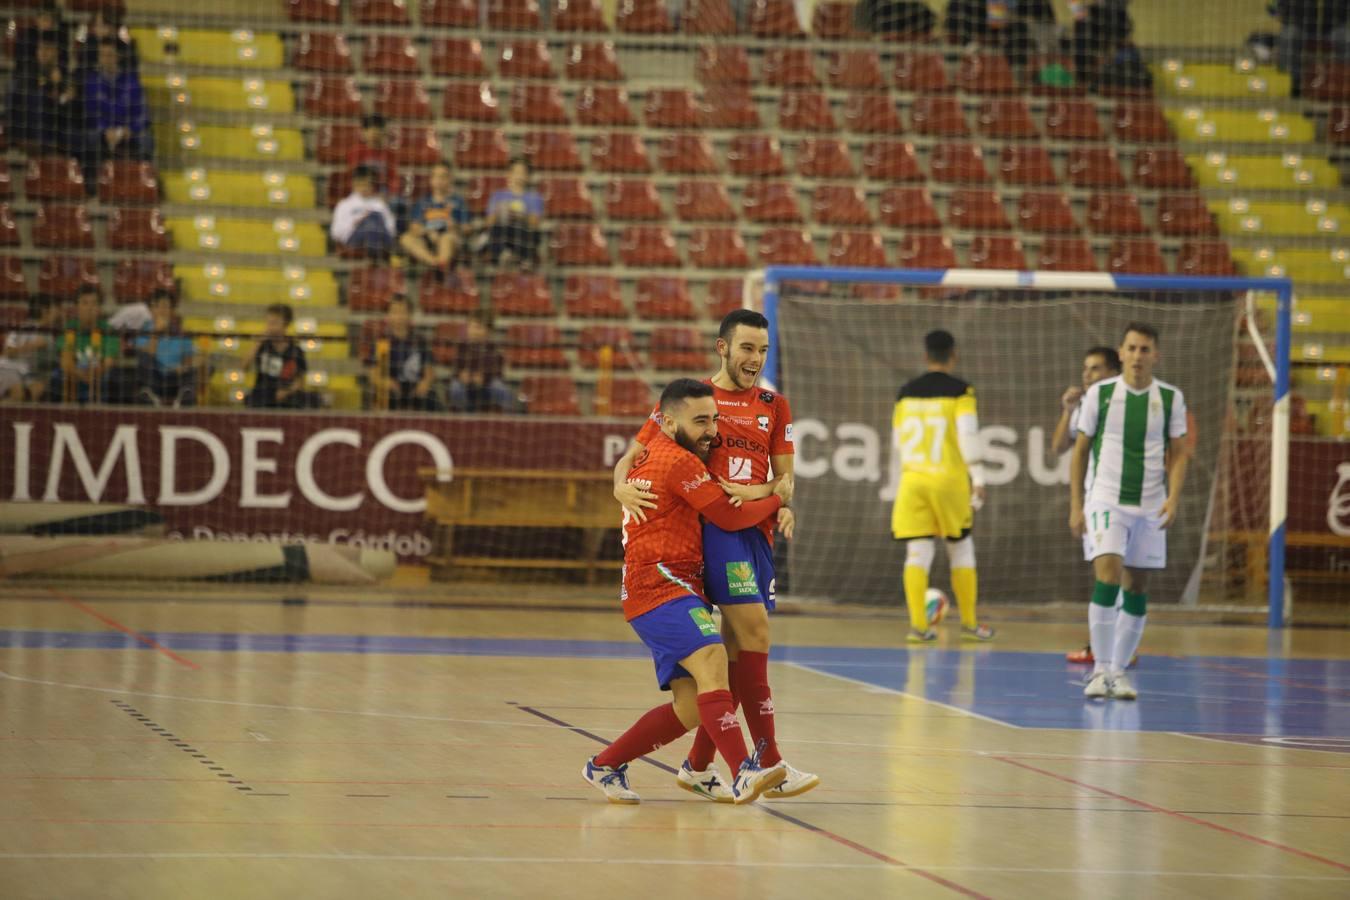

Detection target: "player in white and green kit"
[1069, 323, 1191, 701]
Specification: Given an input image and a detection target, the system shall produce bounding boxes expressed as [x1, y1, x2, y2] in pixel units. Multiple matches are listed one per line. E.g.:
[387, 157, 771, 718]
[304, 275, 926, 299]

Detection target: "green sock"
[1091, 580, 1119, 607]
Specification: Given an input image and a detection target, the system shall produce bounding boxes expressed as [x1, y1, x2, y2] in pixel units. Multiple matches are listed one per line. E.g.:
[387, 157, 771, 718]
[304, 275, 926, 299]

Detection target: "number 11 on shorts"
[1091, 510, 1111, 532]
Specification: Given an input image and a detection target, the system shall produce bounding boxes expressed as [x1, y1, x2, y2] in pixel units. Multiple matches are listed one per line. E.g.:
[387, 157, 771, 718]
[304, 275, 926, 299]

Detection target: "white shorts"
[1081, 531, 1095, 563]
[1085, 500, 1167, 570]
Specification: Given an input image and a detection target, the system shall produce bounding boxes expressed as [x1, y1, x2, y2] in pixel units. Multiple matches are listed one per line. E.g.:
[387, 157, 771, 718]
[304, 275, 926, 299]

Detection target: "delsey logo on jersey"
[720, 435, 767, 455]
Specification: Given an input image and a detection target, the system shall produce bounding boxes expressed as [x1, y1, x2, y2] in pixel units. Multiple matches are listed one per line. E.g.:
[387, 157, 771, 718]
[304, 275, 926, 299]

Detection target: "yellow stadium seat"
[1233, 246, 1350, 283]
[294, 335, 351, 362]
[176, 264, 339, 307]
[1188, 153, 1341, 190]
[1152, 61, 1290, 99]
[1293, 297, 1350, 333]
[1209, 200, 1350, 237]
[167, 215, 327, 257]
[146, 75, 294, 114]
[1295, 344, 1350, 364]
[164, 169, 316, 209]
[308, 372, 360, 410]
[130, 28, 284, 69]
[154, 123, 305, 163]
[1166, 108, 1314, 144]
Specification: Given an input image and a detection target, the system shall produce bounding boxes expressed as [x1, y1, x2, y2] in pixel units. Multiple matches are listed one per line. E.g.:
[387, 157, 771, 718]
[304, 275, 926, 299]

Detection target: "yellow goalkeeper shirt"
[892, 371, 978, 481]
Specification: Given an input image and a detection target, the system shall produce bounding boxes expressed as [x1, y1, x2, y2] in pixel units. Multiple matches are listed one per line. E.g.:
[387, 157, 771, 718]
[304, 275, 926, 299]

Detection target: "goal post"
[750, 266, 1294, 628]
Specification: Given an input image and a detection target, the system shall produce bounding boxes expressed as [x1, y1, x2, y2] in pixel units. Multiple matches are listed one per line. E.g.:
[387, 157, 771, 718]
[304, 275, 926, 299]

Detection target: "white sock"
[1112, 611, 1146, 678]
[1088, 602, 1116, 675]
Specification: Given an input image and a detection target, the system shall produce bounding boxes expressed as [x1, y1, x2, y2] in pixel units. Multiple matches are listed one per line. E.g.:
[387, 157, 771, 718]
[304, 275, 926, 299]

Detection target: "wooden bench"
[1221, 530, 1350, 589]
[420, 467, 621, 583]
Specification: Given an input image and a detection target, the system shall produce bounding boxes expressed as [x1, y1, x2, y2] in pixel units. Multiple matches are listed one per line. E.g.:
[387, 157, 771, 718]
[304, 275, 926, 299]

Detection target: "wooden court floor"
[0, 585, 1347, 900]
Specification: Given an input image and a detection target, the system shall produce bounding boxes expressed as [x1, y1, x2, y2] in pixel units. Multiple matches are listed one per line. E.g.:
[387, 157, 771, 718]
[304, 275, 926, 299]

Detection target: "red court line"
[50, 590, 200, 670]
[1192, 659, 1350, 699]
[994, 756, 1350, 874]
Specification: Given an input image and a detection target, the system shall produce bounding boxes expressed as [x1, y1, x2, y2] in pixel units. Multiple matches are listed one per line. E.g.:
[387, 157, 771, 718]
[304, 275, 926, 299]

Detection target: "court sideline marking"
[48, 589, 200, 670]
[785, 661, 1020, 729]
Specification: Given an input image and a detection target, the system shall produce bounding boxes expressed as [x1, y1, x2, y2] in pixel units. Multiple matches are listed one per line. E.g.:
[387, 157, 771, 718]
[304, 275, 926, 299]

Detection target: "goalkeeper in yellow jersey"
[891, 330, 995, 643]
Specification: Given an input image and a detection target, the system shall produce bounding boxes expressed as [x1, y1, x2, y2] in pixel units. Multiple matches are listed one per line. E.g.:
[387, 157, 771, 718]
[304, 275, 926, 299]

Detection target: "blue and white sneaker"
[582, 757, 640, 804]
[731, 741, 787, 805]
[676, 759, 734, 803]
[762, 762, 820, 799]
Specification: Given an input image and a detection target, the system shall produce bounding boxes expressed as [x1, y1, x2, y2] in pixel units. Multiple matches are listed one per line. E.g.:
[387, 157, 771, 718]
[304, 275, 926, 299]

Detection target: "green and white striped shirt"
[1077, 375, 1188, 511]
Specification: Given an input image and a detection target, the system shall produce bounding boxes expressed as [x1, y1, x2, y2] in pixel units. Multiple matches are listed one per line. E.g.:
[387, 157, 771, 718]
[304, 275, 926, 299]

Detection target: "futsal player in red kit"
[583, 379, 791, 805]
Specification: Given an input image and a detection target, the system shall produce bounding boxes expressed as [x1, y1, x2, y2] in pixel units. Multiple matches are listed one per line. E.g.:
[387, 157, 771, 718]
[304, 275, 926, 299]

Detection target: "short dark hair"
[151, 288, 176, 307]
[266, 303, 294, 325]
[1122, 322, 1159, 345]
[361, 113, 386, 129]
[718, 308, 769, 342]
[76, 284, 101, 301]
[509, 156, 529, 171]
[924, 329, 955, 363]
[29, 294, 57, 319]
[352, 164, 376, 182]
[659, 377, 714, 413]
[1085, 346, 1121, 373]
[388, 294, 412, 311]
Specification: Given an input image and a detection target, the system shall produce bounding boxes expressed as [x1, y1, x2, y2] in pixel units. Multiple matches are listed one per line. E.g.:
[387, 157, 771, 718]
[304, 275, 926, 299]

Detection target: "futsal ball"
[924, 588, 950, 626]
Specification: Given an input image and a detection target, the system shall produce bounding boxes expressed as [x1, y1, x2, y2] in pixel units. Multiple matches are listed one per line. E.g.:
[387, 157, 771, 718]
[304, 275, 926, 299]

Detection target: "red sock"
[735, 651, 780, 766]
[696, 689, 749, 773]
[594, 703, 688, 769]
[686, 660, 738, 770]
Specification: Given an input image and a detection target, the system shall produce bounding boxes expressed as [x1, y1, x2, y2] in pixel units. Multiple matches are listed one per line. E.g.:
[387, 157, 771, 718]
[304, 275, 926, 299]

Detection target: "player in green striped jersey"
[1069, 323, 1192, 701]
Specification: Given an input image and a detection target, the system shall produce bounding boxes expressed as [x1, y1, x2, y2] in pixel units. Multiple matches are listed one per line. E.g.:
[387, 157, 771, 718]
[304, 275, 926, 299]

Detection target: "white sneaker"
[1084, 671, 1110, 699]
[582, 757, 640, 804]
[731, 741, 787, 805]
[676, 759, 734, 803]
[762, 762, 820, 799]
[1108, 672, 1138, 701]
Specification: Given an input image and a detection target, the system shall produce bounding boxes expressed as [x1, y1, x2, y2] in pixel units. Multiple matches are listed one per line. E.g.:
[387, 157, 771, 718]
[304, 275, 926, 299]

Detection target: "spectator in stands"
[83, 38, 151, 186]
[855, 0, 937, 36]
[447, 314, 514, 413]
[331, 165, 397, 258]
[365, 295, 437, 411]
[348, 113, 400, 198]
[399, 160, 469, 271]
[13, 0, 72, 73]
[0, 296, 63, 403]
[1273, 1, 1350, 96]
[76, 9, 136, 73]
[1071, 0, 1138, 91]
[52, 285, 134, 404]
[484, 159, 544, 270]
[246, 303, 316, 408]
[133, 290, 196, 407]
[8, 31, 84, 156]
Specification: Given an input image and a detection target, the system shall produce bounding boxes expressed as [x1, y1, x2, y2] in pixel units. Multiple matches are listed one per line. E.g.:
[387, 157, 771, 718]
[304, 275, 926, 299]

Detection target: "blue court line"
[3, 630, 1348, 737]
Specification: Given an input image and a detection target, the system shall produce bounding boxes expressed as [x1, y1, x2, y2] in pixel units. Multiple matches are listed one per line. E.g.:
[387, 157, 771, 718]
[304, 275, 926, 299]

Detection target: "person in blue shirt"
[484, 158, 544, 269]
[134, 290, 196, 406]
[83, 39, 151, 187]
[399, 160, 469, 271]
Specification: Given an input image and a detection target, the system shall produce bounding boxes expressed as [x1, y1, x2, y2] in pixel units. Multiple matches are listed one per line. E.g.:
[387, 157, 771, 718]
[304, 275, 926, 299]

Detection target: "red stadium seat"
[812, 185, 872, 226]
[520, 376, 580, 415]
[1038, 236, 1098, 272]
[688, 227, 750, 269]
[539, 177, 595, 219]
[762, 47, 818, 87]
[645, 89, 703, 129]
[606, 378, 657, 417]
[523, 131, 583, 172]
[551, 223, 610, 265]
[685, 0, 737, 35]
[314, 123, 361, 163]
[617, 0, 674, 33]
[465, 175, 508, 216]
[487, 0, 542, 30]
[998, 144, 1058, 185]
[779, 90, 835, 132]
[429, 38, 487, 77]
[390, 125, 441, 165]
[862, 141, 923, 181]
[304, 77, 363, 118]
[554, 0, 608, 31]
[635, 276, 697, 318]
[508, 324, 569, 369]
[742, 181, 801, 223]
[565, 42, 624, 81]
[1044, 99, 1103, 141]
[510, 84, 569, 124]
[896, 233, 957, 269]
[418, 269, 481, 314]
[954, 52, 1015, 94]
[1108, 238, 1166, 274]
[354, 0, 410, 24]
[947, 189, 1009, 231]
[828, 230, 887, 268]
[564, 275, 626, 319]
[702, 87, 760, 129]
[591, 132, 652, 173]
[620, 226, 681, 267]
[843, 93, 904, 133]
[697, 45, 753, 85]
[98, 160, 157, 204]
[25, 156, 84, 200]
[374, 79, 432, 120]
[38, 256, 99, 297]
[578, 325, 640, 369]
[1016, 191, 1078, 234]
[491, 272, 553, 316]
[706, 279, 744, 320]
[498, 40, 554, 79]
[363, 35, 420, 75]
[454, 129, 511, 169]
[1112, 102, 1172, 143]
[976, 97, 1038, 139]
[1065, 146, 1125, 188]
[605, 179, 663, 220]
[292, 33, 352, 73]
[748, 0, 804, 37]
[0, 205, 19, 247]
[442, 82, 501, 122]
[575, 86, 634, 126]
[726, 135, 786, 176]
[878, 187, 941, 230]
[288, 0, 341, 22]
[658, 134, 719, 174]
[812, 1, 857, 39]
[929, 142, 990, 184]
[1328, 106, 1350, 144]
[113, 259, 174, 302]
[1301, 60, 1350, 101]
[674, 180, 735, 222]
[757, 228, 818, 265]
[796, 138, 855, 178]
[0, 168, 9, 200]
[911, 94, 970, 136]
[650, 328, 710, 371]
[34, 205, 94, 250]
[894, 49, 949, 92]
[347, 267, 407, 312]
[969, 235, 1026, 270]
[1156, 194, 1217, 237]
[1086, 192, 1147, 235]
[0, 256, 28, 299]
[421, 0, 477, 28]
[1133, 148, 1195, 189]
[1177, 240, 1236, 276]
[828, 49, 884, 90]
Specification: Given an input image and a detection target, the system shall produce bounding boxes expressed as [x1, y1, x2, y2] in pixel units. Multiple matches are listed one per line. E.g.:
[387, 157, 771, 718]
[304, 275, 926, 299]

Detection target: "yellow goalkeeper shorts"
[891, 472, 973, 541]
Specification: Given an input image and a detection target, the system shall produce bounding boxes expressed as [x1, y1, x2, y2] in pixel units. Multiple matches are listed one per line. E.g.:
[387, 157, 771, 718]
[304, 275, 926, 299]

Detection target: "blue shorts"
[701, 522, 776, 611]
[629, 595, 723, 691]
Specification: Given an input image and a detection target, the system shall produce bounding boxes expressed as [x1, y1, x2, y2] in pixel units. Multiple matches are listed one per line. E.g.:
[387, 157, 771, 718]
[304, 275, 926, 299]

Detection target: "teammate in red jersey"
[612, 310, 820, 802]
[583, 378, 790, 805]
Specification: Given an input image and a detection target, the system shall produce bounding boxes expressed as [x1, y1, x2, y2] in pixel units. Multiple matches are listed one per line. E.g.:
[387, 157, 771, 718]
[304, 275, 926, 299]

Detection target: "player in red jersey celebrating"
[612, 310, 820, 802]
[583, 379, 790, 805]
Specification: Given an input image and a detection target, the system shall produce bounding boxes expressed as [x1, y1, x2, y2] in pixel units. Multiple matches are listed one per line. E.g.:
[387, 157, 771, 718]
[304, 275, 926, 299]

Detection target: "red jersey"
[636, 381, 794, 541]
